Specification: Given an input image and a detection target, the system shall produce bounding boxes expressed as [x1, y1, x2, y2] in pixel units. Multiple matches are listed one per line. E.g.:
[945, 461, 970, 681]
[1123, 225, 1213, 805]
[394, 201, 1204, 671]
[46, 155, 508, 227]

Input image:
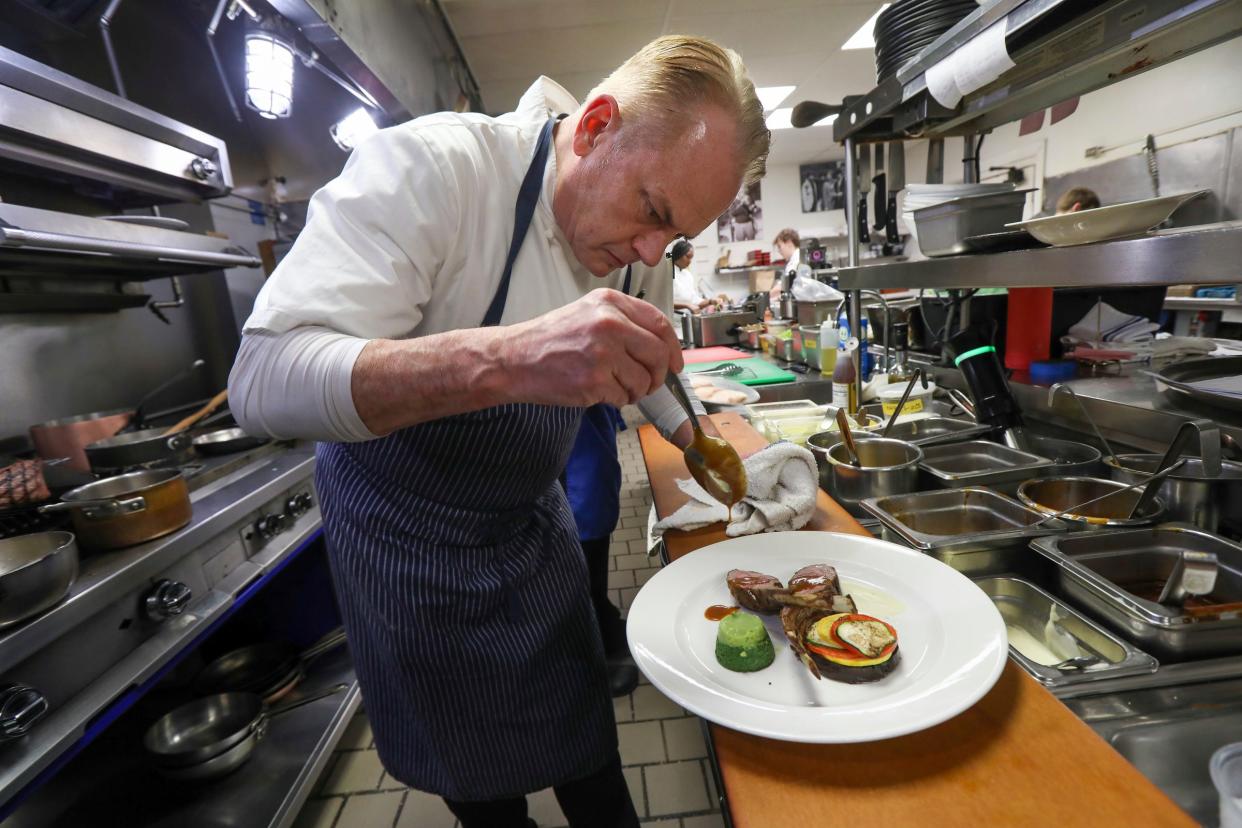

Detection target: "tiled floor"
[294, 409, 726, 828]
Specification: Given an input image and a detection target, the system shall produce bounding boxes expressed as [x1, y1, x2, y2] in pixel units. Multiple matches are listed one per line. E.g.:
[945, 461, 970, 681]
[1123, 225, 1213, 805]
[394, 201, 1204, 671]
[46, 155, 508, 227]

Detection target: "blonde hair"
[589, 35, 770, 184]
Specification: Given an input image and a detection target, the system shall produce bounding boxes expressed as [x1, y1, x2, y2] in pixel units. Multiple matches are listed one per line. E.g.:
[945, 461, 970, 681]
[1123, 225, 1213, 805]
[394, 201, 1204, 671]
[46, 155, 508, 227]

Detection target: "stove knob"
[255, 513, 291, 540]
[0, 683, 48, 742]
[285, 492, 313, 518]
[145, 579, 192, 621]
[190, 156, 218, 181]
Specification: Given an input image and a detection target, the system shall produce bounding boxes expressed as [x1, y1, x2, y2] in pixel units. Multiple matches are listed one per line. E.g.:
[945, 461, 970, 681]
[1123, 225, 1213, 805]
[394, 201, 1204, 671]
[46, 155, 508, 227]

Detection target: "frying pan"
[191, 427, 269, 457]
[193, 627, 348, 701]
[145, 683, 348, 778]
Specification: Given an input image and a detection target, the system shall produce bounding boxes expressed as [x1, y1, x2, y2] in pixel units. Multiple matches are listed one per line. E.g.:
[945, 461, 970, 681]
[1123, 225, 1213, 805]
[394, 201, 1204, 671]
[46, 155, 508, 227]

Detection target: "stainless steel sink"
[1065, 677, 1242, 826]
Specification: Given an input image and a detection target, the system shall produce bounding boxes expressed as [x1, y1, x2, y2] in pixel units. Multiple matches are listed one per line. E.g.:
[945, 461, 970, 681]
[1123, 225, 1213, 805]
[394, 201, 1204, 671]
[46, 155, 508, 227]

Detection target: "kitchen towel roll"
[652, 441, 818, 537]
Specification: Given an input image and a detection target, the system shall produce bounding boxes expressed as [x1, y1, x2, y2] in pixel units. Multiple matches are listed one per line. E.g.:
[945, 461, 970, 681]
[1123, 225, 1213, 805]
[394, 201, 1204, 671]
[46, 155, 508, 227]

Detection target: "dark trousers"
[581, 536, 626, 656]
[443, 752, 639, 828]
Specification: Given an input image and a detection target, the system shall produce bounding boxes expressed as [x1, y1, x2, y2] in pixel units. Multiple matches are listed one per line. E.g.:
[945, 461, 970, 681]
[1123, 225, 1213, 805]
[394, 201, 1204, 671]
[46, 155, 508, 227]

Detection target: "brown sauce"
[705, 605, 739, 621]
[691, 431, 747, 507]
[1124, 580, 1222, 609]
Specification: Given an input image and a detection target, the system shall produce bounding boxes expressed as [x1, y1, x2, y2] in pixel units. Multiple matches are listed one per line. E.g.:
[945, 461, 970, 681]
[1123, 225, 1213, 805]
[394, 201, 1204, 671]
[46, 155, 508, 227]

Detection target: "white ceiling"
[440, 0, 885, 165]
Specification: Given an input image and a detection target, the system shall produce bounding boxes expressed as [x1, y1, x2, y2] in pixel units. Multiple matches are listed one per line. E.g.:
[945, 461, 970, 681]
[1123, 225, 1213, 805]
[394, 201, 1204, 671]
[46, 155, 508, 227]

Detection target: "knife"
[872, 143, 887, 233]
[857, 144, 870, 244]
[886, 141, 905, 245]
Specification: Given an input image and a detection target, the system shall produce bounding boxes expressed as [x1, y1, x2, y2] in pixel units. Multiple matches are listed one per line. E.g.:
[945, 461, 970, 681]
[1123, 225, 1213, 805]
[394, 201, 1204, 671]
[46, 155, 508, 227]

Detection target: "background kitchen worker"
[770, 227, 801, 305]
[671, 240, 727, 312]
[228, 35, 770, 828]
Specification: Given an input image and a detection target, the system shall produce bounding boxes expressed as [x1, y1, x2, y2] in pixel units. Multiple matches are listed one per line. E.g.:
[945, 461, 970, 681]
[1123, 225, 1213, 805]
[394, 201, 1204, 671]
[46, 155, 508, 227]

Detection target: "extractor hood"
[0, 44, 234, 205]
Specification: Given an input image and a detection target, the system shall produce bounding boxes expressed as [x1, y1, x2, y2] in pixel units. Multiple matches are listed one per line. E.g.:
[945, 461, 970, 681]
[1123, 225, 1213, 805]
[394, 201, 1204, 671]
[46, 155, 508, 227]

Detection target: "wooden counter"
[638, 413, 1194, 828]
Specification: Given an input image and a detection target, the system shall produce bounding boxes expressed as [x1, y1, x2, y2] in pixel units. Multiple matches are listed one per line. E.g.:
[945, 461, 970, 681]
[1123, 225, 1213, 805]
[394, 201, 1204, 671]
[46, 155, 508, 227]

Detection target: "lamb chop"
[780, 606, 827, 680]
[779, 564, 857, 614]
[726, 569, 788, 615]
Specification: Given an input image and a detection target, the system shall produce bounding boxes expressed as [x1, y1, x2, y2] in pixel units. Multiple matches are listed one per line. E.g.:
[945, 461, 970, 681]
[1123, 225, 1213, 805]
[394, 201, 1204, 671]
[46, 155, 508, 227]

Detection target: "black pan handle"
[858, 194, 870, 244]
[886, 192, 899, 244]
[872, 173, 887, 232]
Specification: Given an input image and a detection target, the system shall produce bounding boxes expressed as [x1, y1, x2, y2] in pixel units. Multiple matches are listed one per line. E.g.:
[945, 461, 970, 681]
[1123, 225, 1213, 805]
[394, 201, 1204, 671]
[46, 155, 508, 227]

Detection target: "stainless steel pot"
[1105, 454, 1242, 532]
[84, 427, 193, 473]
[825, 437, 923, 517]
[38, 469, 191, 551]
[1017, 476, 1165, 530]
[0, 531, 78, 628]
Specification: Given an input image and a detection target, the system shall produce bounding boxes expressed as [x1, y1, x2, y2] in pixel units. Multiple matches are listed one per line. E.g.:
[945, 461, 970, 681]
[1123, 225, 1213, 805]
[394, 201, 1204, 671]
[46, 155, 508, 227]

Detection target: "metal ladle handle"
[882, 368, 927, 438]
[1032, 459, 1186, 526]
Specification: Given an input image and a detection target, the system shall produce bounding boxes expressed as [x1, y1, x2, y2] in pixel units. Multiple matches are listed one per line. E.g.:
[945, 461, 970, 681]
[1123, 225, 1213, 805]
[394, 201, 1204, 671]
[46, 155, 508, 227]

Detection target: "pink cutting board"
[682, 346, 754, 364]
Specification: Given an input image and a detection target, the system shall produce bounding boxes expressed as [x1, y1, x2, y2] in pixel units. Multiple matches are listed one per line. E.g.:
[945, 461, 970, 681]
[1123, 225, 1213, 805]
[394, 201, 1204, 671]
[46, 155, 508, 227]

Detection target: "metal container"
[795, 299, 839, 328]
[1025, 435, 1104, 479]
[39, 469, 192, 551]
[912, 189, 1031, 257]
[880, 416, 992, 447]
[1105, 454, 1242, 532]
[861, 487, 1064, 577]
[774, 336, 797, 363]
[1018, 476, 1165, 530]
[1031, 526, 1242, 661]
[28, 409, 134, 473]
[790, 325, 807, 365]
[690, 310, 759, 348]
[798, 324, 821, 369]
[920, 440, 1051, 494]
[824, 438, 923, 517]
[0, 531, 79, 628]
[973, 576, 1158, 688]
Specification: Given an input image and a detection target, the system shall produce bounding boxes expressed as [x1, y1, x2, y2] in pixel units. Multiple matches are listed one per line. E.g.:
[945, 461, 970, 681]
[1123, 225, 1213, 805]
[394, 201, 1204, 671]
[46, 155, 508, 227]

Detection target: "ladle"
[1032, 459, 1186, 526]
[835, 408, 862, 468]
[881, 368, 927, 438]
[663, 373, 747, 506]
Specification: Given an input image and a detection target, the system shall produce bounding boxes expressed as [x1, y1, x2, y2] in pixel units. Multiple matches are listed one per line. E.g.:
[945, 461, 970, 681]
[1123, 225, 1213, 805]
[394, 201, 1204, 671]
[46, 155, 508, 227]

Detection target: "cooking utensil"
[123, 359, 207, 434]
[145, 683, 348, 779]
[944, 388, 976, 420]
[789, 100, 843, 128]
[38, 469, 191, 551]
[1157, 550, 1218, 606]
[194, 627, 348, 701]
[1047, 383, 1117, 461]
[1051, 655, 1100, 671]
[191, 427, 269, 456]
[826, 437, 922, 517]
[913, 189, 1032, 257]
[163, 389, 229, 436]
[835, 409, 862, 467]
[1021, 474, 1172, 530]
[872, 143, 886, 235]
[1127, 420, 1223, 525]
[84, 427, 193, 473]
[694, 362, 747, 378]
[881, 369, 928, 437]
[1106, 454, 1242, 532]
[857, 145, 871, 244]
[663, 373, 747, 507]
[0, 531, 78, 628]
[886, 141, 904, 245]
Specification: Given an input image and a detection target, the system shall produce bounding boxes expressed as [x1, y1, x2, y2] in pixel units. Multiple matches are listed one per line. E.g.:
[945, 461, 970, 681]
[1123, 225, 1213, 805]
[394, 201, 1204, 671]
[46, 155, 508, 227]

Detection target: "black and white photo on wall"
[717, 181, 762, 243]
[800, 161, 846, 213]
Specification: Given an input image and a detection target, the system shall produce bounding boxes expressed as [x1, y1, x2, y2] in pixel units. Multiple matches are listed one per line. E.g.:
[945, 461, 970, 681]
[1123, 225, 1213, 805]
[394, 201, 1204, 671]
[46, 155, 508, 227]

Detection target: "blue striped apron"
[315, 118, 615, 801]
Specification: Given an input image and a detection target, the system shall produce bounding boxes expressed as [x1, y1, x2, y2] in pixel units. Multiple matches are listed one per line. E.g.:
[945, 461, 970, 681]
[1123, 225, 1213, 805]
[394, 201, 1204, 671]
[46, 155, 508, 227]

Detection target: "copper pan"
[29, 410, 134, 473]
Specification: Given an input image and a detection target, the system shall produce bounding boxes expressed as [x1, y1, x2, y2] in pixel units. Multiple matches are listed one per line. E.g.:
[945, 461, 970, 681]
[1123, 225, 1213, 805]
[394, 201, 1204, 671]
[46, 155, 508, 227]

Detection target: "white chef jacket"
[230, 77, 696, 442]
[672, 265, 710, 306]
[784, 248, 801, 276]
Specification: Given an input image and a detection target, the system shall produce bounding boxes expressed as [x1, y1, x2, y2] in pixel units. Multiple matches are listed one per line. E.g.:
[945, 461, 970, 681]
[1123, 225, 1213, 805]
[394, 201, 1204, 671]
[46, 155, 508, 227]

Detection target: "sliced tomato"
[806, 640, 896, 667]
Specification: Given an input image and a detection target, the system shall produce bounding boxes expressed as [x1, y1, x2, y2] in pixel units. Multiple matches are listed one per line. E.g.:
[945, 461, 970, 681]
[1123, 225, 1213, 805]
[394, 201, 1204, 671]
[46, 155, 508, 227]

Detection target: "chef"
[228, 35, 770, 828]
[671, 240, 728, 313]
[769, 227, 801, 305]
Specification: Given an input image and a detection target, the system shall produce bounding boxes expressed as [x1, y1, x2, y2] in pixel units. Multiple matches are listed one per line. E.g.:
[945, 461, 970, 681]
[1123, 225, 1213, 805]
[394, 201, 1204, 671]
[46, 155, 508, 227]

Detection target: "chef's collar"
[513, 76, 578, 239]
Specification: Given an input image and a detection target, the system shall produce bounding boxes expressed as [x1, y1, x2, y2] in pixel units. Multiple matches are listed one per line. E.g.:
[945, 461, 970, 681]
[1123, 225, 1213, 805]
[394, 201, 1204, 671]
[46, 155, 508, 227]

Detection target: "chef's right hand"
[503, 289, 683, 407]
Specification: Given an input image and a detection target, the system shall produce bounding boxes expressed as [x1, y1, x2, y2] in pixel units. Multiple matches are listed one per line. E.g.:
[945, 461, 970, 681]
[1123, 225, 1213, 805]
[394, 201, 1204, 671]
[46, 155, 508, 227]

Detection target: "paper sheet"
[926, 55, 962, 108]
[954, 19, 1015, 98]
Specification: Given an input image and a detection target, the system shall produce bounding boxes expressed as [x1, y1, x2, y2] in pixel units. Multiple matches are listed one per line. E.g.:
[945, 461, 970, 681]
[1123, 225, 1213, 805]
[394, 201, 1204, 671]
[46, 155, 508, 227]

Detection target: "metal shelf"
[1163, 295, 1242, 312]
[834, 0, 1242, 142]
[836, 222, 1242, 290]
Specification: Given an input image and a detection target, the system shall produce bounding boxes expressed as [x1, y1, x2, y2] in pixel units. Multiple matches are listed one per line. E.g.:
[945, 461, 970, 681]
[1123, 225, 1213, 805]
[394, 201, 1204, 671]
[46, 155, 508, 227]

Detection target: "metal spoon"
[1052, 656, 1100, 671]
[881, 368, 927, 438]
[835, 408, 863, 468]
[1031, 459, 1187, 526]
[663, 372, 747, 506]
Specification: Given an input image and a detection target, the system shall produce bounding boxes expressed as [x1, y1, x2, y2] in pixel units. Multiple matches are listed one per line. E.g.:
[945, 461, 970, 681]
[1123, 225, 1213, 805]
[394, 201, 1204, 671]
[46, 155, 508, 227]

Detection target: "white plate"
[98, 215, 191, 231]
[691, 376, 760, 411]
[1006, 190, 1208, 246]
[627, 532, 1007, 743]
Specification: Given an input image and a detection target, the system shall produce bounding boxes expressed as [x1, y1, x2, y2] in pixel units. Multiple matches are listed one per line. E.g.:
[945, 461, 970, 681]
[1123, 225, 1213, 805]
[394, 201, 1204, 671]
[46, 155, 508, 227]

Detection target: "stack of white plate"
[902, 183, 1016, 243]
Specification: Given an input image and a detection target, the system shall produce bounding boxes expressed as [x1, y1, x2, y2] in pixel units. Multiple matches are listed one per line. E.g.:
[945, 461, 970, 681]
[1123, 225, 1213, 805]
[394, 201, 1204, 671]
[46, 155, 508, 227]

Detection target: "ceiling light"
[244, 31, 295, 119]
[766, 108, 837, 131]
[331, 107, 379, 151]
[755, 85, 796, 111]
[842, 4, 891, 50]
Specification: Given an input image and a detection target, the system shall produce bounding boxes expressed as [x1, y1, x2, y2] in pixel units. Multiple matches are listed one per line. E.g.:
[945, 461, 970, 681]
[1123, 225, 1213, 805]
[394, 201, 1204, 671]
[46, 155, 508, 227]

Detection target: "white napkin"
[1068, 300, 1159, 343]
[652, 442, 818, 538]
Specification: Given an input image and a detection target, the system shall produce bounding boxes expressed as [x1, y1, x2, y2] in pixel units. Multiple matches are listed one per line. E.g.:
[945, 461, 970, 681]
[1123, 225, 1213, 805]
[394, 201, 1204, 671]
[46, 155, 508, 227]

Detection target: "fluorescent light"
[755, 85, 796, 111]
[766, 107, 836, 130]
[331, 107, 379, 151]
[842, 4, 890, 50]
[244, 32, 295, 119]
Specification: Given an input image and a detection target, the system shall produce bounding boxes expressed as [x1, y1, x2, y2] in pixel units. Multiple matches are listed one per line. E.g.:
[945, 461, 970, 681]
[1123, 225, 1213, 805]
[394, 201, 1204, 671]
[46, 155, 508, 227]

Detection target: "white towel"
[1068, 301, 1159, 344]
[652, 442, 818, 538]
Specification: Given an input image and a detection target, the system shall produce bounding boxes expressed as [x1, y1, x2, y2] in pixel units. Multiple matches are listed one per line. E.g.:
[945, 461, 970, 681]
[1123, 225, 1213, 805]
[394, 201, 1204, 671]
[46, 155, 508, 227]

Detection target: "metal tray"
[919, 440, 1051, 494]
[1031, 525, 1242, 661]
[880, 416, 993, 446]
[974, 576, 1158, 689]
[913, 189, 1033, 257]
[1023, 434, 1104, 478]
[1149, 356, 1242, 413]
[862, 487, 1064, 577]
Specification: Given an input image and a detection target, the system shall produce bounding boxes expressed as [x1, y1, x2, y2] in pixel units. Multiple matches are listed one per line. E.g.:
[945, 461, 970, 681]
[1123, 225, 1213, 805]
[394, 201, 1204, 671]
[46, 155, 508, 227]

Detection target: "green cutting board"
[687, 359, 797, 386]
